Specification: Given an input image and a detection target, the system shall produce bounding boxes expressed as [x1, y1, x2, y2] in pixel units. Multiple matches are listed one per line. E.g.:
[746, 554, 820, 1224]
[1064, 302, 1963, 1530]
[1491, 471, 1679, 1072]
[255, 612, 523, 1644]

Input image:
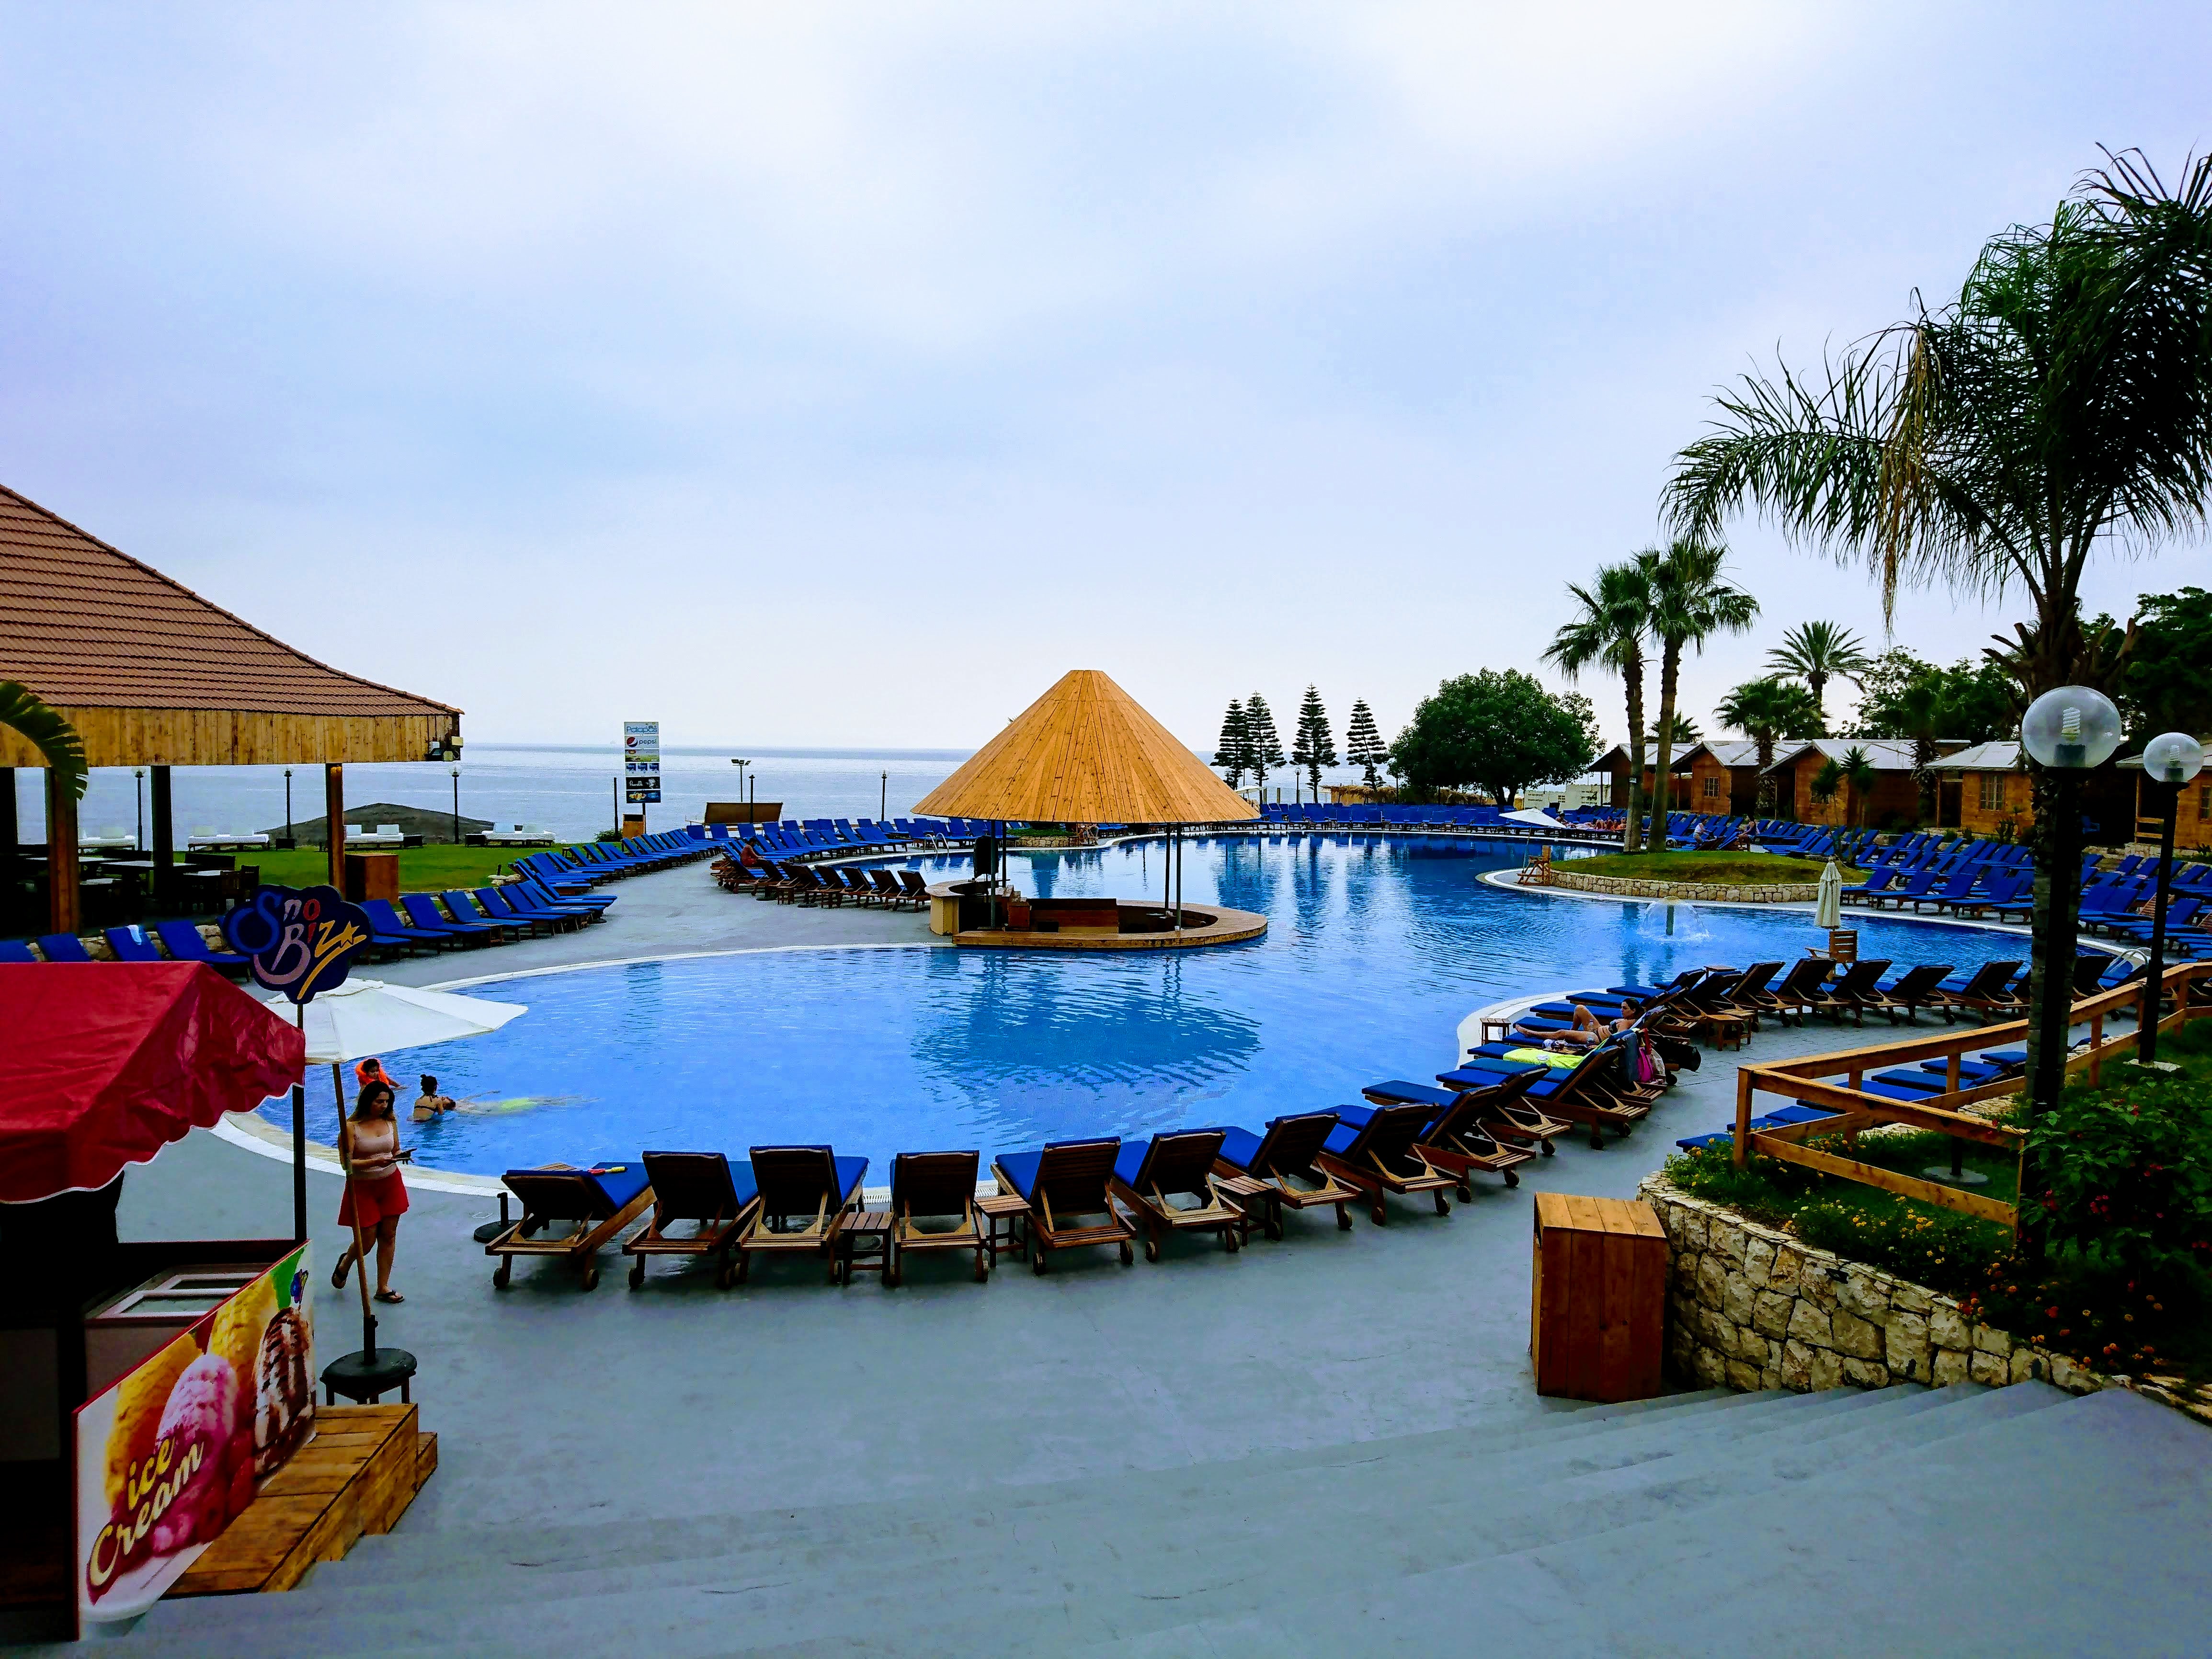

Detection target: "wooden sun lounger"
[1929, 960, 2024, 1023]
[1109, 1130, 1243, 1261]
[1434, 1068, 1572, 1155]
[623, 1151, 761, 1290]
[1208, 1111, 1357, 1239]
[1861, 962, 1954, 1024]
[887, 1150, 988, 1285]
[485, 1163, 655, 1291]
[1407, 1073, 1540, 1192]
[1315, 1102, 1459, 1226]
[735, 1146, 869, 1284]
[991, 1137, 1136, 1274]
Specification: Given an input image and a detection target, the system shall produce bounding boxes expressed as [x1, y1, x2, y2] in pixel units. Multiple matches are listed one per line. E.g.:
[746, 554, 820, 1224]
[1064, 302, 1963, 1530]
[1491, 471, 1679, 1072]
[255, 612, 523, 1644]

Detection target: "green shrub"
[2026, 1057, 2212, 1280]
[1793, 1200, 2007, 1297]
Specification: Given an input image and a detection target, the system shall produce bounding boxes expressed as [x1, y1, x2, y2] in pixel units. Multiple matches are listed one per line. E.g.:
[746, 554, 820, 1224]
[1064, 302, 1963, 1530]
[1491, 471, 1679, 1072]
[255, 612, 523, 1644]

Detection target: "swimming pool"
[265, 835, 2034, 1174]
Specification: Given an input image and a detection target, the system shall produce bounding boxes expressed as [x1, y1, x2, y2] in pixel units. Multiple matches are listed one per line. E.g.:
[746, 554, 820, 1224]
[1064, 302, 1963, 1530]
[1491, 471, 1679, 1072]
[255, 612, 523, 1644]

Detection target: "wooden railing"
[1732, 959, 2212, 1230]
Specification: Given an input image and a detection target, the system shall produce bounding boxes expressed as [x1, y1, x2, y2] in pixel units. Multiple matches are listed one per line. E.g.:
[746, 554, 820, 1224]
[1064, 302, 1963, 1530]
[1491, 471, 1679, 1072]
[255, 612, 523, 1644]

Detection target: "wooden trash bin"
[342, 852, 401, 905]
[1530, 1192, 1666, 1402]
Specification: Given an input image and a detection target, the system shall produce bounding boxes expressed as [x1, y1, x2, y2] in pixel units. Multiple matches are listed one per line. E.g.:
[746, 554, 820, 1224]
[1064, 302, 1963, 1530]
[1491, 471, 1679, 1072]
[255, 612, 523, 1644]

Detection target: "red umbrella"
[0, 963, 306, 1204]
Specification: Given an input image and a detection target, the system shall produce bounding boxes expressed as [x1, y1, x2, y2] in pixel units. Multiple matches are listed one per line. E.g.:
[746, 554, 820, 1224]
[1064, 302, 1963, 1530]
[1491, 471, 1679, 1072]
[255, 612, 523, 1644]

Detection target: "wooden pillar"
[46, 766, 80, 936]
[150, 763, 175, 910]
[325, 764, 345, 889]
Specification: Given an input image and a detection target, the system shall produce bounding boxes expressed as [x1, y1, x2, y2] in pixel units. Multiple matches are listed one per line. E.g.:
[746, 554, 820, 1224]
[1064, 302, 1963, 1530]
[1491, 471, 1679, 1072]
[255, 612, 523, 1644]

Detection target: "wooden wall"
[0, 708, 458, 769]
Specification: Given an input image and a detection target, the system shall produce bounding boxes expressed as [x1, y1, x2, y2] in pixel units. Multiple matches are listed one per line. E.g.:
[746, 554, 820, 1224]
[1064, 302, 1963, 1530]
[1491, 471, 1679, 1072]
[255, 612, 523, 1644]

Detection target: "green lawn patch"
[236, 846, 549, 894]
[1666, 1019, 2212, 1385]
[1566, 852, 1862, 884]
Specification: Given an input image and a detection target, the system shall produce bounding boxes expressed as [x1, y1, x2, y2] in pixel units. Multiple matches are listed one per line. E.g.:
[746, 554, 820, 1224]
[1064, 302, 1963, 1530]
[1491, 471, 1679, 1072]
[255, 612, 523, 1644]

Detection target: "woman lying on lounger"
[1551, 1005, 1634, 1048]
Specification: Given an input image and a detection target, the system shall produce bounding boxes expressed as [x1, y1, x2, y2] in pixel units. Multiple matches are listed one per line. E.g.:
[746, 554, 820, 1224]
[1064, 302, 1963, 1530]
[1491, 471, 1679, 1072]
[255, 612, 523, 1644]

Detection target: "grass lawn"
[1566, 851, 1863, 884]
[239, 846, 550, 894]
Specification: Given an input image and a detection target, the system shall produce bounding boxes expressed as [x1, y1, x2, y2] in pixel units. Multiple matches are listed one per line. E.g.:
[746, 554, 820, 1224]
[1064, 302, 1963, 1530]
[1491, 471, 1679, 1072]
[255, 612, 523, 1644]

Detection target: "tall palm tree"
[1663, 149, 2212, 1157]
[1766, 621, 1871, 720]
[1543, 560, 1654, 851]
[1646, 541, 1760, 825]
[1, 680, 88, 802]
[1715, 676, 1822, 812]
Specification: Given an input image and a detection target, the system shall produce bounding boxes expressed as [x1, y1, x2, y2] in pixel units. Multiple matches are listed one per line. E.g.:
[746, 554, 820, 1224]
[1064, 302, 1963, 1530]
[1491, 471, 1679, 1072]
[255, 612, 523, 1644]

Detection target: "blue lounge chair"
[359, 898, 464, 952]
[103, 926, 166, 963]
[0, 940, 39, 964]
[1110, 1130, 1243, 1259]
[152, 920, 254, 972]
[37, 933, 94, 963]
[485, 1162, 655, 1290]
[1207, 1112, 1356, 1236]
[734, 1146, 871, 1284]
[991, 1137, 1135, 1273]
[476, 885, 579, 933]
[401, 893, 502, 945]
[442, 890, 527, 941]
[623, 1150, 761, 1290]
[1314, 1102, 1458, 1224]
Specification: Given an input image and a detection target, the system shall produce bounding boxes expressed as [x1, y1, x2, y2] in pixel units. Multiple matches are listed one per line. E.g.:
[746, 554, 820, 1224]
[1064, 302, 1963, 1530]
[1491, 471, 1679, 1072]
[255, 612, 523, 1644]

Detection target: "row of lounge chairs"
[480, 1069, 1577, 1292]
[713, 858, 930, 909]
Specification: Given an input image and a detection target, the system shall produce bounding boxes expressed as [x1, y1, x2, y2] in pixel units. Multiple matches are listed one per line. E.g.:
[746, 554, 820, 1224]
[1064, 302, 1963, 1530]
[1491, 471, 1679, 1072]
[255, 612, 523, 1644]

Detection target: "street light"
[2018, 685, 2123, 1126]
[881, 770, 888, 822]
[284, 767, 294, 850]
[2134, 731, 2205, 1068]
[731, 758, 749, 821]
[134, 768, 145, 852]
[450, 765, 462, 846]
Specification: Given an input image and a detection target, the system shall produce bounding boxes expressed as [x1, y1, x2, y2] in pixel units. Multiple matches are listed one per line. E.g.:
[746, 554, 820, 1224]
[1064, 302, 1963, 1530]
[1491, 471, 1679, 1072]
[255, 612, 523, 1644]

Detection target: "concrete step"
[120, 1386, 2051, 1657]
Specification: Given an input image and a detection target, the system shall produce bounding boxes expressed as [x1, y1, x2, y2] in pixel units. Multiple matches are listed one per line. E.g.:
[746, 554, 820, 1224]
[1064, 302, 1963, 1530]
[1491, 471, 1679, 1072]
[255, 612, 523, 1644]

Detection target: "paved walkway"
[121, 864, 1979, 1532]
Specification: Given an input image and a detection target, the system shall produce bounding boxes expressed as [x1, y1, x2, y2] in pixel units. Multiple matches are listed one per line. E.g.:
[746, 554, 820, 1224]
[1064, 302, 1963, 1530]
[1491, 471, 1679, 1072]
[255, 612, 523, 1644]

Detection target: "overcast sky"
[3, 3, 2207, 755]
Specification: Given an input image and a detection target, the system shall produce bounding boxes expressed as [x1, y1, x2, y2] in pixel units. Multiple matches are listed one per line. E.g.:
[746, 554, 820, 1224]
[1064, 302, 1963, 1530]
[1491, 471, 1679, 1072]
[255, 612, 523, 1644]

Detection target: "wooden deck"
[168, 1404, 437, 1598]
[953, 902, 1266, 951]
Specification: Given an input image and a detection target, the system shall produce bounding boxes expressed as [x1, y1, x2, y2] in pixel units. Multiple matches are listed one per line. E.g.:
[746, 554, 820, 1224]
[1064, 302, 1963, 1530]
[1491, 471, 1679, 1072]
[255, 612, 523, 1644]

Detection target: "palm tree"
[1715, 676, 1822, 812]
[1656, 712, 1701, 747]
[2, 681, 88, 802]
[1663, 149, 2212, 1154]
[1837, 744, 1879, 827]
[1766, 621, 1871, 721]
[1646, 541, 1759, 825]
[1543, 560, 1654, 851]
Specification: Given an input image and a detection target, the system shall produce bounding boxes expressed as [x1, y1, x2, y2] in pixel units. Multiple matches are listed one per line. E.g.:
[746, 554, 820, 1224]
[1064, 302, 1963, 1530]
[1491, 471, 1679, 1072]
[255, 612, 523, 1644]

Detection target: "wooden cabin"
[1933, 741, 2027, 835]
[1762, 739, 1959, 829]
[1670, 741, 1765, 816]
[2124, 736, 2212, 852]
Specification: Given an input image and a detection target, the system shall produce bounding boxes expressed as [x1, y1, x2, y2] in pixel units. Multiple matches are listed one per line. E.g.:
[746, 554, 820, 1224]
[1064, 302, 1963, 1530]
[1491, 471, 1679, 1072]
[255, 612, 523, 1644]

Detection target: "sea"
[11, 745, 1381, 844]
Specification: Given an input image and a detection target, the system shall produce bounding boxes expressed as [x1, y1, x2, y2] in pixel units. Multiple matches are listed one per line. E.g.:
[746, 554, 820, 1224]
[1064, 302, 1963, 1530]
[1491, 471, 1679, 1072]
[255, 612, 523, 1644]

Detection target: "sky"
[2, 2, 2208, 758]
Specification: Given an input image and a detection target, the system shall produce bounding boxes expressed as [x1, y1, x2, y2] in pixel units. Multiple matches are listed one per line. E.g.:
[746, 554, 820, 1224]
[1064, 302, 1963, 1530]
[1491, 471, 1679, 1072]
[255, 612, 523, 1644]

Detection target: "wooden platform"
[169, 1404, 437, 1598]
[952, 903, 1267, 951]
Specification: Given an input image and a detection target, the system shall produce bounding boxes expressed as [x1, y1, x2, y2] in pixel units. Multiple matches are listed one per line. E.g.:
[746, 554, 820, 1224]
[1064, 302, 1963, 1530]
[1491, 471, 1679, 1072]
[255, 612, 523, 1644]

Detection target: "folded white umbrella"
[1503, 807, 1562, 829]
[262, 977, 526, 1065]
[1814, 859, 1844, 929]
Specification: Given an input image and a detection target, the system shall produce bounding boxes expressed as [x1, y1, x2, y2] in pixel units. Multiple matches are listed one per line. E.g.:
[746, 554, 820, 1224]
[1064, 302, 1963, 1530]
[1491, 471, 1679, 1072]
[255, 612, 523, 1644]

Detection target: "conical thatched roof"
[915, 670, 1257, 825]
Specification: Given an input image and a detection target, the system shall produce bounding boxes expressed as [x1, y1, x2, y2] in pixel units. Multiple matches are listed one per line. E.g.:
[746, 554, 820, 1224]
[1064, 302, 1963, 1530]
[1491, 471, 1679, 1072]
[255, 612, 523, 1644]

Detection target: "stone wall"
[1544, 869, 1820, 904]
[1637, 1176, 2212, 1428]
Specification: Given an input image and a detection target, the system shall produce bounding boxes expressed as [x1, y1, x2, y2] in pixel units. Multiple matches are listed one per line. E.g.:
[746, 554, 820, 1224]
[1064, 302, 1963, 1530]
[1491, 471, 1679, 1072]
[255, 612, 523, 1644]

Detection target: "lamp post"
[450, 765, 462, 846]
[2018, 686, 2123, 1136]
[731, 757, 749, 818]
[2135, 732, 2204, 1068]
[881, 770, 888, 822]
[283, 767, 294, 849]
[134, 768, 145, 852]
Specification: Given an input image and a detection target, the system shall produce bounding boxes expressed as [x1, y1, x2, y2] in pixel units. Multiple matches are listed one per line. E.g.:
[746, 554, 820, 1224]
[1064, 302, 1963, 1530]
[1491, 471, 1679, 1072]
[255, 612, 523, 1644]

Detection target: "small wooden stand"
[169, 1404, 436, 1598]
[1531, 1193, 1666, 1402]
[977, 1192, 1029, 1263]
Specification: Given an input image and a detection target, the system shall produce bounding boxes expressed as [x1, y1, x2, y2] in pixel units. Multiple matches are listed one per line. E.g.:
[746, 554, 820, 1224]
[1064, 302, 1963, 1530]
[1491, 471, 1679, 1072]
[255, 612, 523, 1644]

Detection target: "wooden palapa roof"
[915, 670, 1257, 826]
[0, 484, 460, 768]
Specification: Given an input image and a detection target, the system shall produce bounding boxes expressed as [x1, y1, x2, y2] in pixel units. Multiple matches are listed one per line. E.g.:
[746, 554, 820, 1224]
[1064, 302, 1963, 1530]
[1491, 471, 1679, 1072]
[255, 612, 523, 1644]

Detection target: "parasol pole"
[291, 1005, 308, 1243]
[333, 1063, 377, 1362]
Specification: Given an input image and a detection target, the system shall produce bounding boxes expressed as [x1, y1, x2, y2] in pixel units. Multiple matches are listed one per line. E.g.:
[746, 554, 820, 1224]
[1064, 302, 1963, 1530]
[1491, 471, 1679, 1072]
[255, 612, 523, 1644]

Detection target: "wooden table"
[1530, 1192, 1666, 1403]
[837, 1210, 892, 1285]
[1213, 1171, 1278, 1243]
[977, 1192, 1029, 1263]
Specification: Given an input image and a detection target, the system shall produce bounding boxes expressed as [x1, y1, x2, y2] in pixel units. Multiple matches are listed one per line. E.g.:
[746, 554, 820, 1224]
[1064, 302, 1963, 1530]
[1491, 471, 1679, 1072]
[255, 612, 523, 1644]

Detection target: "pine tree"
[1344, 699, 1387, 788]
[1289, 685, 1337, 799]
[1244, 693, 1285, 795]
[1214, 699, 1250, 787]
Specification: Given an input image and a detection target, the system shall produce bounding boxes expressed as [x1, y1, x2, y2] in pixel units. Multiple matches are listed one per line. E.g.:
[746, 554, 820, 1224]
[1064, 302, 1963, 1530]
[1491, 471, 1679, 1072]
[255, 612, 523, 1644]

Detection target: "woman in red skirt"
[333, 1079, 411, 1303]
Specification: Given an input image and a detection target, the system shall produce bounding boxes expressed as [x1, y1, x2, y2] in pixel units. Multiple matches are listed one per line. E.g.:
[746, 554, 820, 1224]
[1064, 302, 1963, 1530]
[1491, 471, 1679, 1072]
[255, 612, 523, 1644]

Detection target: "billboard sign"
[76, 1244, 316, 1630]
[624, 720, 661, 805]
[220, 885, 374, 1004]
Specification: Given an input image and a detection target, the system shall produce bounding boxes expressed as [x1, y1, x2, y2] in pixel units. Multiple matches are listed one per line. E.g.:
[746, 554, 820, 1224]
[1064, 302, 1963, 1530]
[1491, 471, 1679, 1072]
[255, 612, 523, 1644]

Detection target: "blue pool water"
[266, 835, 2032, 1175]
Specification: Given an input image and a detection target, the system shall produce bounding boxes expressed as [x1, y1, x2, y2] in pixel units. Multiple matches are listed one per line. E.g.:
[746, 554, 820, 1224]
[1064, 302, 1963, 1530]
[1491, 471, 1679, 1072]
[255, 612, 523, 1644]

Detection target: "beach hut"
[0, 485, 462, 934]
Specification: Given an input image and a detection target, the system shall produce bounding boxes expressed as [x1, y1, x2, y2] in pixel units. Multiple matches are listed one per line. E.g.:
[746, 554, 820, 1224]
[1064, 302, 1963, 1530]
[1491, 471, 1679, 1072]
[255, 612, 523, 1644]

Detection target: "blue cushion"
[641, 1151, 758, 1208]
[1363, 1080, 1456, 1111]
[1212, 1125, 1264, 1171]
[1871, 1069, 1949, 1092]
[832, 1155, 868, 1204]
[1764, 1104, 1839, 1125]
[1323, 1122, 1358, 1157]
[994, 1148, 1042, 1202]
[1979, 1048, 2028, 1067]
[1114, 1139, 1152, 1186]
[587, 1164, 650, 1208]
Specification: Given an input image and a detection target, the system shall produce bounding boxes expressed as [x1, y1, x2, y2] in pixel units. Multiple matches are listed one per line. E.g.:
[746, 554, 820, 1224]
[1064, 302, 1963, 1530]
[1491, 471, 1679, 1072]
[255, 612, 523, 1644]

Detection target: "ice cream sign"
[77, 1246, 316, 1625]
